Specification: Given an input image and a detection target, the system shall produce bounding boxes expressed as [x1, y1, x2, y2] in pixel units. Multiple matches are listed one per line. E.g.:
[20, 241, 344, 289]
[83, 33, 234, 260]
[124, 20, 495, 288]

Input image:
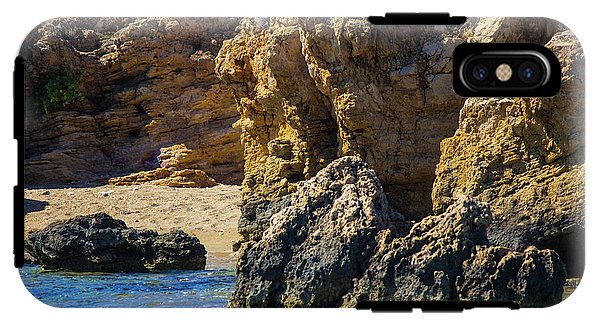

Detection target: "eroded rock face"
[344, 198, 565, 307]
[216, 17, 566, 220]
[431, 31, 584, 275]
[215, 18, 340, 205]
[231, 157, 566, 307]
[216, 18, 465, 219]
[25, 212, 207, 272]
[230, 156, 406, 307]
[466, 17, 564, 44]
[457, 246, 565, 307]
[22, 18, 244, 185]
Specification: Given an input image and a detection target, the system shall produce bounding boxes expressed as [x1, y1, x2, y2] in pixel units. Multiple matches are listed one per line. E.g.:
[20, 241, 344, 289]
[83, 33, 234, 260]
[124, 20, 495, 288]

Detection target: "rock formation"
[25, 212, 207, 272]
[344, 198, 565, 307]
[216, 18, 463, 219]
[229, 156, 405, 307]
[216, 17, 566, 220]
[230, 157, 566, 307]
[22, 18, 244, 186]
[107, 143, 218, 187]
[431, 30, 584, 276]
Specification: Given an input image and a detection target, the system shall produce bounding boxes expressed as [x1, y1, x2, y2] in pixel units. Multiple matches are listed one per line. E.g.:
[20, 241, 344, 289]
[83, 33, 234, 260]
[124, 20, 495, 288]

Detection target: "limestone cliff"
[216, 17, 565, 220]
[22, 18, 244, 185]
[431, 30, 584, 275]
[215, 18, 340, 203]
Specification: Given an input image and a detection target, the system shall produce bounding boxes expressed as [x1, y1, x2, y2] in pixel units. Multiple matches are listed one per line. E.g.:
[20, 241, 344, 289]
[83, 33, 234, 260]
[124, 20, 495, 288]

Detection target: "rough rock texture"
[229, 156, 406, 307]
[216, 18, 340, 206]
[216, 17, 566, 220]
[465, 17, 564, 44]
[25, 212, 207, 272]
[456, 246, 565, 307]
[22, 18, 244, 185]
[431, 31, 584, 275]
[238, 196, 293, 242]
[230, 157, 566, 307]
[344, 198, 565, 307]
[216, 18, 463, 219]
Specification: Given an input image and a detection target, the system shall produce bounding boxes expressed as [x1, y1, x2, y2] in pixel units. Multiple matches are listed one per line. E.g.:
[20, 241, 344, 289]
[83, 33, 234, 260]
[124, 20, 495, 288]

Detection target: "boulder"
[25, 212, 207, 272]
[107, 143, 220, 187]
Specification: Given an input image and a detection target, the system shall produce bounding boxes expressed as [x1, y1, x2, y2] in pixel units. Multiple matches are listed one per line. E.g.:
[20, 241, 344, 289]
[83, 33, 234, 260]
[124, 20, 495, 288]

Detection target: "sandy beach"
[24, 184, 242, 269]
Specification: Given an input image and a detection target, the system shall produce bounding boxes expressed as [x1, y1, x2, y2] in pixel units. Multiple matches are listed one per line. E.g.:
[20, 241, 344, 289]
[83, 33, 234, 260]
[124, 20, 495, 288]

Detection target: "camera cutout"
[453, 43, 561, 97]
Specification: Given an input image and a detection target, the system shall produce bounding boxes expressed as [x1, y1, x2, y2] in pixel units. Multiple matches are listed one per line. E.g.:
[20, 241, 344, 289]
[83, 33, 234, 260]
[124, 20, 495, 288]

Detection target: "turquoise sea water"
[19, 265, 235, 308]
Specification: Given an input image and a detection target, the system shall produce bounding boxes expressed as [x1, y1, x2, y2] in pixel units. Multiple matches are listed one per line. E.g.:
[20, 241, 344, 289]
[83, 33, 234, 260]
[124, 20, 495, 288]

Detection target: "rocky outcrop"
[431, 31, 584, 276]
[215, 19, 340, 206]
[230, 156, 407, 307]
[465, 17, 564, 44]
[108, 168, 217, 187]
[22, 18, 244, 186]
[107, 143, 218, 187]
[25, 212, 207, 272]
[216, 17, 566, 220]
[230, 157, 566, 307]
[344, 198, 565, 307]
[215, 18, 464, 219]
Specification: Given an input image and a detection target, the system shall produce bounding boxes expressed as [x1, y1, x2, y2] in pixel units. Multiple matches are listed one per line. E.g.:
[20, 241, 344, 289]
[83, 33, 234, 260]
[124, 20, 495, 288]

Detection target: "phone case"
[15, 15, 584, 309]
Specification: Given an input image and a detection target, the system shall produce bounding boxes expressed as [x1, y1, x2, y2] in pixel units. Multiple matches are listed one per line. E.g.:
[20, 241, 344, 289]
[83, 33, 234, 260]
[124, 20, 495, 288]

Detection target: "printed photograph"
[19, 17, 584, 307]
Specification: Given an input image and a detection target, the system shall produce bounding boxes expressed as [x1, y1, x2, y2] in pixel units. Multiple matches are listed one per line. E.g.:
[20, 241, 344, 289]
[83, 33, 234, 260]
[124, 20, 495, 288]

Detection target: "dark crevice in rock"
[538, 225, 585, 278]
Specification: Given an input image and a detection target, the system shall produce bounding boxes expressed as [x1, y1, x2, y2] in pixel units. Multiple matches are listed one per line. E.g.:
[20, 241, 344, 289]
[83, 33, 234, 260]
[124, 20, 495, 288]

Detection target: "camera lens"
[472, 65, 488, 81]
[518, 61, 542, 84]
[522, 67, 534, 80]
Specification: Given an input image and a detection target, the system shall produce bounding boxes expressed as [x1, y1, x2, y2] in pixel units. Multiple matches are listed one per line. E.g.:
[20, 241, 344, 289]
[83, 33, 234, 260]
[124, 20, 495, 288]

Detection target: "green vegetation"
[36, 67, 84, 114]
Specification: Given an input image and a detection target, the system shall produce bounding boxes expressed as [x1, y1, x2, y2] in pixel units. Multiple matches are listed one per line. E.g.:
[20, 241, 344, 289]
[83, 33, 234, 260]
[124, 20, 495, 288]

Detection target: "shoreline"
[24, 184, 242, 270]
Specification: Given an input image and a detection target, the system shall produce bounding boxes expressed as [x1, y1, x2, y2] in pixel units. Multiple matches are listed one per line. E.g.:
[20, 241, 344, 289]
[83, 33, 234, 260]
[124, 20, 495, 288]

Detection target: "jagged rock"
[457, 246, 565, 307]
[229, 156, 406, 307]
[24, 212, 207, 272]
[343, 197, 565, 307]
[216, 17, 566, 220]
[431, 30, 584, 276]
[231, 158, 565, 307]
[22, 18, 244, 186]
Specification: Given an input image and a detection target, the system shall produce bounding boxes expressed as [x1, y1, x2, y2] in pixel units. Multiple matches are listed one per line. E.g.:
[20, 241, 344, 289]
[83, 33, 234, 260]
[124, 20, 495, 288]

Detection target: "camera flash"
[495, 63, 513, 82]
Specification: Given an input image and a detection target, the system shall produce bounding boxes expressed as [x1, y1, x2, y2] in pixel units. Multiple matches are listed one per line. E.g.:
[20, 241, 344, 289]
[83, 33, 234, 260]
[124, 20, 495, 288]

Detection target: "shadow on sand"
[24, 198, 49, 215]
